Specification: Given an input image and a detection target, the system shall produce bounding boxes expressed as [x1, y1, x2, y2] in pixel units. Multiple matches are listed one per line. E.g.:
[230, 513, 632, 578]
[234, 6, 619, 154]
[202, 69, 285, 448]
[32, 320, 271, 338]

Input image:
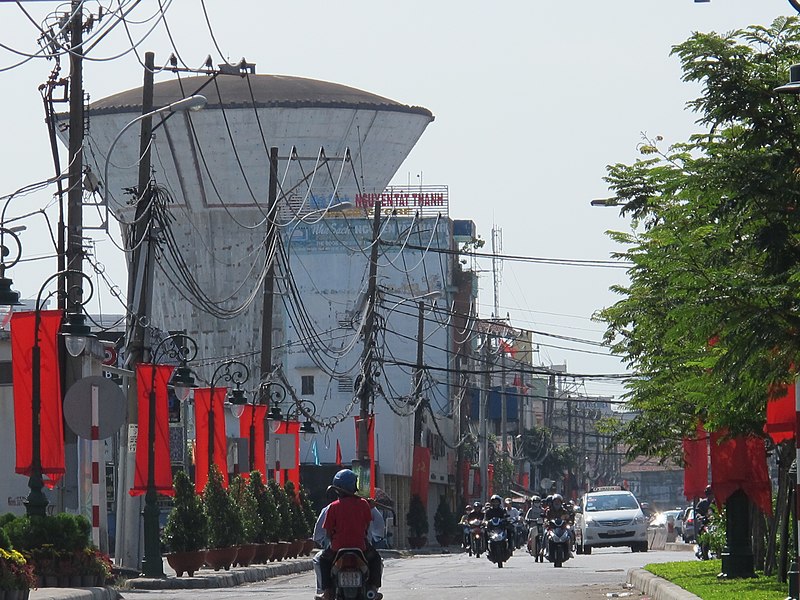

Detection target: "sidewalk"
[29, 550, 406, 599]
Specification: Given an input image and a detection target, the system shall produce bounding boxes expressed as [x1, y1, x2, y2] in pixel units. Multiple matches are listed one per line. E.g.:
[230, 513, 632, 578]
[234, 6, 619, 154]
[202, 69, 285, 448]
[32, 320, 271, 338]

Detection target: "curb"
[31, 587, 122, 600]
[627, 568, 701, 600]
[125, 558, 314, 590]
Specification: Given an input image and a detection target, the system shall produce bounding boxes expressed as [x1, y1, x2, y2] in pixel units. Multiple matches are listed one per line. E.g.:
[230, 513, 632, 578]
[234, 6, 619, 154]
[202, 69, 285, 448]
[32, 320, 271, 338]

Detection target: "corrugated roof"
[87, 73, 434, 119]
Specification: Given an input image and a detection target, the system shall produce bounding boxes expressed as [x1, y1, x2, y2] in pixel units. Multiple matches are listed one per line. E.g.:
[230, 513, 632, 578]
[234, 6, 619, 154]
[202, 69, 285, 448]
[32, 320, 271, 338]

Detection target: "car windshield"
[584, 493, 640, 512]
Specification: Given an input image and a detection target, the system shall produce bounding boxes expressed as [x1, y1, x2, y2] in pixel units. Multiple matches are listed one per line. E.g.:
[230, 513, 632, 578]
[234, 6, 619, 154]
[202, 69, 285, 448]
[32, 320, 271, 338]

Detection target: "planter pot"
[0, 590, 28, 600]
[43, 576, 58, 588]
[407, 535, 427, 549]
[302, 539, 317, 556]
[69, 575, 83, 587]
[57, 576, 70, 587]
[234, 544, 257, 567]
[435, 534, 452, 547]
[286, 539, 304, 558]
[271, 541, 289, 562]
[81, 574, 101, 587]
[204, 547, 239, 571]
[166, 550, 207, 577]
[253, 543, 274, 564]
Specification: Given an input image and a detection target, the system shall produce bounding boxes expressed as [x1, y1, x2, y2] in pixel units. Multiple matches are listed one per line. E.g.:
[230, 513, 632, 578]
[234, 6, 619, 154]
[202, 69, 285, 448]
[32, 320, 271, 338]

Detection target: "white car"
[574, 488, 649, 554]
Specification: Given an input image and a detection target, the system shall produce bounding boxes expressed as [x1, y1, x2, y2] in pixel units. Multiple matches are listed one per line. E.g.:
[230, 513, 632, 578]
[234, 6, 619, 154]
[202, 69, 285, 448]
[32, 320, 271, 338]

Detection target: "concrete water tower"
[79, 73, 434, 383]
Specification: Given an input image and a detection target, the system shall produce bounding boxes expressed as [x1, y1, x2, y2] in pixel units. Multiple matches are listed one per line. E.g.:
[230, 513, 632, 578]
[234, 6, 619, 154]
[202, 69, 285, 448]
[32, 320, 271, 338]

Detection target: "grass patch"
[645, 560, 787, 600]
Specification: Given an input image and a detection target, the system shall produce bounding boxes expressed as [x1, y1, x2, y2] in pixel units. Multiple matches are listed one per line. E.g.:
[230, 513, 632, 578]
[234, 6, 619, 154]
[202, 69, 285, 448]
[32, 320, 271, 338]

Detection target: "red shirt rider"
[323, 494, 373, 551]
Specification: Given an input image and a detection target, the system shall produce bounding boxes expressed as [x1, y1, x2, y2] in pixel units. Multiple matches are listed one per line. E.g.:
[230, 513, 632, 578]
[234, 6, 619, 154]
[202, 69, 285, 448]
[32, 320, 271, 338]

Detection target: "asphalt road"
[123, 547, 693, 600]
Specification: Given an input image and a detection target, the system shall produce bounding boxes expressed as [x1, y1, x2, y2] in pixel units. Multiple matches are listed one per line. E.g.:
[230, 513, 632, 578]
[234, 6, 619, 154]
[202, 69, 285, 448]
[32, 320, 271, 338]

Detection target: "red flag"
[710, 431, 772, 515]
[411, 446, 431, 506]
[239, 404, 268, 479]
[335, 440, 343, 466]
[682, 421, 708, 500]
[765, 383, 795, 444]
[131, 364, 175, 497]
[487, 463, 495, 496]
[11, 310, 65, 488]
[194, 387, 229, 493]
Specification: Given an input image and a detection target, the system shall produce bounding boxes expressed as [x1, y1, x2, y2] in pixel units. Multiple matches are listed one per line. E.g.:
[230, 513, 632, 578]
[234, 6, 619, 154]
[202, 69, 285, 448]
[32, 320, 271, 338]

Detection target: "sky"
[0, 0, 794, 402]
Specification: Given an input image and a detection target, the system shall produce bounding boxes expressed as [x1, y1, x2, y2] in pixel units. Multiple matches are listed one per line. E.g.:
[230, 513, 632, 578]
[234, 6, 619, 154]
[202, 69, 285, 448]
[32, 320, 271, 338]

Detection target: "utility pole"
[356, 199, 382, 485]
[500, 346, 507, 465]
[479, 333, 491, 499]
[117, 51, 156, 571]
[412, 300, 425, 447]
[65, 0, 84, 308]
[259, 147, 278, 475]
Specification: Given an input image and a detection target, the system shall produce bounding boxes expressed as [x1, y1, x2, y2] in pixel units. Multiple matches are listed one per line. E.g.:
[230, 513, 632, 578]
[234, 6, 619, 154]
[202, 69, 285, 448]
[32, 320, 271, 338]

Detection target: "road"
[124, 546, 693, 600]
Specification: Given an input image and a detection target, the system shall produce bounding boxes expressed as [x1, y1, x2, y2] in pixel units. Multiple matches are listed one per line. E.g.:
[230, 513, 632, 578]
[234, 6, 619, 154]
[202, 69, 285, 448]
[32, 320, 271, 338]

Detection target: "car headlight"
[633, 515, 646, 525]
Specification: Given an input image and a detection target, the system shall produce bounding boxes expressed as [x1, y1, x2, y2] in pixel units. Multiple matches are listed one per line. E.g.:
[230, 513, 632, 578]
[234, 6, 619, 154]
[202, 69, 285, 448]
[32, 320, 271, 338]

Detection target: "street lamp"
[206, 360, 250, 474]
[102, 94, 207, 209]
[27, 269, 95, 516]
[0, 226, 22, 306]
[141, 331, 197, 578]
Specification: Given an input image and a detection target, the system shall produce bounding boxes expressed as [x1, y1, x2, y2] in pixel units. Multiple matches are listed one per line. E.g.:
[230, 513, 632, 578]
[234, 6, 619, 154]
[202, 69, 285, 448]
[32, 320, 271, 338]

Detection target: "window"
[301, 375, 314, 395]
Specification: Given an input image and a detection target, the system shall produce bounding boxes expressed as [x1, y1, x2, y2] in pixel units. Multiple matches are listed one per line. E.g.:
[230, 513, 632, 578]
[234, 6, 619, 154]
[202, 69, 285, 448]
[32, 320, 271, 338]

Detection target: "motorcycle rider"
[317, 469, 382, 600]
[467, 500, 485, 522]
[504, 498, 523, 548]
[543, 494, 575, 556]
[525, 495, 544, 554]
[483, 494, 513, 555]
[459, 504, 473, 549]
[695, 485, 715, 560]
[312, 486, 340, 598]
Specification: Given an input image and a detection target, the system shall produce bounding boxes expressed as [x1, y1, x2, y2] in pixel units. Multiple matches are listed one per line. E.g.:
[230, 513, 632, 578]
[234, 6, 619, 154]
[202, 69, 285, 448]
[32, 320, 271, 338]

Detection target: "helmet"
[552, 494, 563, 504]
[332, 469, 358, 495]
[325, 485, 340, 502]
[473, 501, 482, 510]
[490, 494, 502, 506]
[705, 485, 713, 495]
[504, 497, 512, 505]
[530, 495, 540, 503]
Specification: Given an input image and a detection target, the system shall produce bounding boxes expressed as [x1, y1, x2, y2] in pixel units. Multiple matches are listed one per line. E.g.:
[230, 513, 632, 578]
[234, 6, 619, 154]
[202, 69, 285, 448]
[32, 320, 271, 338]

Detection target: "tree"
[162, 470, 207, 552]
[230, 475, 261, 544]
[202, 465, 243, 549]
[284, 481, 309, 539]
[268, 479, 294, 541]
[249, 471, 280, 543]
[596, 16, 800, 459]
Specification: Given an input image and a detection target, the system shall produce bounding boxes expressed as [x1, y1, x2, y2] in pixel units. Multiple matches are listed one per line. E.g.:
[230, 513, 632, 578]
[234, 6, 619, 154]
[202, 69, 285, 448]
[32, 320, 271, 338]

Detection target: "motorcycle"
[544, 517, 571, 568]
[694, 516, 716, 561]
[512, 518, 528, 549]
[331, 548, 375, 600]
[484, 517, 513, 568]
[468, 518, 484, 557]
[526, 517, 544, 562]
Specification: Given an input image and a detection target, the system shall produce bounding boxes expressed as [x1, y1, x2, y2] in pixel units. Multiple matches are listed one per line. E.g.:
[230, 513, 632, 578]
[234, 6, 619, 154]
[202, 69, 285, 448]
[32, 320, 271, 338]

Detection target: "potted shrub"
[406, 494, 428, 549]
[162, 470, 208, 577]
[248, 472, 275, 563]
[202, 465, 243, 570]
[433, 496, 459, 548]
[230, 475, 260, 567]
[298, 486, 317, 555]
[0, 547, 36, 597]
[268, 480, 292, 560]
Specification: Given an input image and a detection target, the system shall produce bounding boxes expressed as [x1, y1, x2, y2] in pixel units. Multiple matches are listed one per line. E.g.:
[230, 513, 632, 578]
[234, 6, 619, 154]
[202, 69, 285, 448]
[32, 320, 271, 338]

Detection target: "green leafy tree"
[596, 16, 800, 459]
[202, 465, 243, 548]
[298, 485, 317, 539]
[162, 470, 207, 552]
[406, 494, 428, 538]
[248, 471, 278, 543]
[433, 496, 459, 540]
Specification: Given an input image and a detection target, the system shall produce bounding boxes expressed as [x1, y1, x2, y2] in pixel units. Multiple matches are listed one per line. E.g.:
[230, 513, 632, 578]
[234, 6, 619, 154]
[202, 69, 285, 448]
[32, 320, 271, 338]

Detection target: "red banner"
[487, 463, 494, 496]
[710, 431, 772, 515]
[11, 310, 65, 488]
[273, 419, 300, 491]
[765, 383, 795, 444]
[131, 364, 175, 497]
[411, 446, 430, 506]
[335, 440, 343, 466]
[239, 405, 268, 479]
[354, 415, 376, 497]
[682, 422, 708, 500]
[194, 387, 229, 493]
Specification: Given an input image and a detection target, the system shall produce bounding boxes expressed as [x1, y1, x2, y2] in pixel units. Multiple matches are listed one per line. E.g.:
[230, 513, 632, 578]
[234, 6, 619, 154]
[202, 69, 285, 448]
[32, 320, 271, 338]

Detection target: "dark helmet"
[473, 501, 482, 510]
[552, 493, 563, 504]
[490, 494, 502, 506]
[325, 485, 339, 502]
[332, 469, 358, 495]
[531, 495, 540, 503]
[705, 485, 713, 495]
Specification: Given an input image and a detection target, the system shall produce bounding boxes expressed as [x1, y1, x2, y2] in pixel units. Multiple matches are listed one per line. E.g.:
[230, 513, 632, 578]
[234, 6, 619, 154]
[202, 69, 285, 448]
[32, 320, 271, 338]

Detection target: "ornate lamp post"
[141, 332, 197, 577]
[206, 360, 250, 473]
[28, 269, 95, 516]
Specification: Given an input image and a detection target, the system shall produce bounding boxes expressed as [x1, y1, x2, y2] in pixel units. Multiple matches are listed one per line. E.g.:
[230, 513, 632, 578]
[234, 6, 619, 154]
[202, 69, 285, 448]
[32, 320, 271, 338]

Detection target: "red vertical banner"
[277, 420, 301, 492]
[766, 383, 795, 444]
[131, 364, 175, 497]
[335, 440, 343, 466]
[487, 464, 494, 496]
[11, 310, 65, 487]
[354, 415, 376, 497]
[239, 405, 268, 479]
[411, 446, 431, 506]
[710, 431, 772, 515]
[194, 387, 229, 493]
[682, 421, 708, 500]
